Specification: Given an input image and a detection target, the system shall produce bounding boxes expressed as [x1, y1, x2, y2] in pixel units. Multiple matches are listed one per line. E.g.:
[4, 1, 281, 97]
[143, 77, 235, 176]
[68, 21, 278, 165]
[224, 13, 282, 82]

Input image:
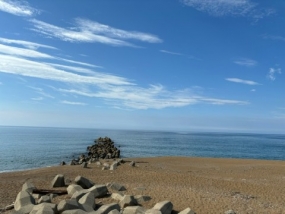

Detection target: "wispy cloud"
[0, 43, 53, 58]
[56, 85, 248, 110]
[160, 49, 201, 60]
[31, 97, 43, 101]
[30, 18, 162, 47]
[160, 50, 183, 56]
[233, 58, 257, 67]
[226, 78, 260, 85]
[0, 42, 248, 110]
[28, 86, 54, 99]
[0, 0, 38, 16]
[0, 54, 132, 86]
[267, 67, 281, 81]
[262, 34, 285, 42]
[0, 37, 56, 50]
[182, 0, 274, 20]
[61, 100, 87, 106]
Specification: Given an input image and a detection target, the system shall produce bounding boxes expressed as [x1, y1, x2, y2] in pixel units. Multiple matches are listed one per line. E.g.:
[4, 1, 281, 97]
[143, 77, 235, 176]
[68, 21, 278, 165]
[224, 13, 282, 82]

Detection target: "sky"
[0, 0, 284, 134]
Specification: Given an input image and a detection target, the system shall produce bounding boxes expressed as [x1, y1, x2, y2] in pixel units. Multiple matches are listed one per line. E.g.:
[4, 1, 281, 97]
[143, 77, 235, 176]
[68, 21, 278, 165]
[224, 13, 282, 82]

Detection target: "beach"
[1, 157, 285, 213]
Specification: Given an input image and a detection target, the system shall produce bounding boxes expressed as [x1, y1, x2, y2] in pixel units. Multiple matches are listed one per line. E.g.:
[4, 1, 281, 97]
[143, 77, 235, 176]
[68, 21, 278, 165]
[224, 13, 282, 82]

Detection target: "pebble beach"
[1, 156, 285, 213]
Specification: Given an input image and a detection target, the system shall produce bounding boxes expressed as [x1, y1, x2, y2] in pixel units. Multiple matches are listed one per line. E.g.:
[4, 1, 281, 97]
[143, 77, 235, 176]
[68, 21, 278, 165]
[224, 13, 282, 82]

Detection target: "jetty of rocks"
[70, 137, 120, 165]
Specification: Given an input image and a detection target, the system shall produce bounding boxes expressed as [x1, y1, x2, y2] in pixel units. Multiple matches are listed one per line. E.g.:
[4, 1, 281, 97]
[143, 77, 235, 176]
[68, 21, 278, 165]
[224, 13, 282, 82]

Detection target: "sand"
[1, 157, 285, 214]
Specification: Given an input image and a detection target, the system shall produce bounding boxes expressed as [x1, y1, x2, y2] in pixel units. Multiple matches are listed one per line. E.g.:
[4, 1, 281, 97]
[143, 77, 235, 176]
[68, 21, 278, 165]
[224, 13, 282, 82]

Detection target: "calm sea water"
[1, 126, 285, 172]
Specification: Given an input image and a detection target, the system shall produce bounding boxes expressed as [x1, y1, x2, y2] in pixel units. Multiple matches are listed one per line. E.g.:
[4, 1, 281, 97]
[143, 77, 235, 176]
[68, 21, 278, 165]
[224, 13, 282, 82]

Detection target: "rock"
[81, 162, 88, 168]
[111, 192, 124, 201]
[134, 195, 152, 203]
[14, 190, 36, 214]
[225, 210, 236, 214]
[179, 207, 195, 214]
[96, 161, 102, 166]
[102, 166, 109, 170]
[119, 195, 137, 208]
[65, 178, 72, 186]
[129, 161, 135, 167]
[122, 206, 145, 214]
[145, 209, 162, 214]
[110, 162, 118, 170]
[110, 183, 126, 191]
[78, 192, 96, 212]
[71, 190, 89, 201]
[95, 203, 120, 214]
[38, 195, 51, 203]
[57, 199, 79, 213]
[108, 209, 120, 214]
[22, 181, 36, 193]
[60, 161, 66, 166]
[29, 203, 57, 214]
[89, 185, 108, 198]
[61, 210, 88, 214]
[51, 174, 65, 188]
[153, 201, 173, 214]
[67, 184, 84, 196]
[75, 176, 94, 189]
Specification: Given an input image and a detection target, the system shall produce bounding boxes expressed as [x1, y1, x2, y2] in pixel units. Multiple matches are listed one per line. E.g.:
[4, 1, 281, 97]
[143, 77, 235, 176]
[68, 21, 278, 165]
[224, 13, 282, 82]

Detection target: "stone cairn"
[69, 137, 121, 166]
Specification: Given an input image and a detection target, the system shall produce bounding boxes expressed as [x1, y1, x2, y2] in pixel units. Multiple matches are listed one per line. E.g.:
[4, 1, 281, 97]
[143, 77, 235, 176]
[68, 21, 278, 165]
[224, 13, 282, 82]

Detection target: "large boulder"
[22, 181, 36, 193]
[75, 176, 94, 189]
[145, 209, 162, 214]
[119, 195, 137, 208]
[61, 210, 88, 214]
[38, 195, 51, 203]
[134, 195, 152, 203]
[67, 184, 84, 196]
[29, 203, 57, 214]
[89, 185, 108, 198]
[153, 201, 173, 214]
[95, 203, 120, 214]
[178, 207, 195, 214]
[110, 183, 126, 191]
[78, 192, 96, 212]
[71, 190, 89, 201]
[111, 192, 124, 201]
[51, 174, 65, 188]
[122, 206, 145, 214]
[14, 190, 36, 214]
[57, 199, 80, 213]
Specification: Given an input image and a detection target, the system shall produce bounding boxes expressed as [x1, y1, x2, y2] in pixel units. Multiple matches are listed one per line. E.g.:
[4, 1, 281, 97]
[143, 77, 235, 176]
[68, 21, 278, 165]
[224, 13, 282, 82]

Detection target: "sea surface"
[1, 126, 285, 172]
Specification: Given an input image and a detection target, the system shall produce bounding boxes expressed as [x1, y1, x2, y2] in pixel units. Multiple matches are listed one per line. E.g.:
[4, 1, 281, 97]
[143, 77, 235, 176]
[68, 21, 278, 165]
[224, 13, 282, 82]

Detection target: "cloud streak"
[226, 78, 260, 85]
[267, 68, 281, 81]
[0, 0, 38, 16]
[233, 58, 257, 67]
[0, 42, 248, 110]
[61, 100, 87, 106]
[30, 18, 162, 47]
[0, 37, 56, 50]
[182, 0, 273, 20]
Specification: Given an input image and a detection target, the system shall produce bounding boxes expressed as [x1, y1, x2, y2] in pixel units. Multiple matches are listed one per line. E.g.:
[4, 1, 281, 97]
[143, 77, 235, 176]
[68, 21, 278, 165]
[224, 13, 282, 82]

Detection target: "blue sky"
[0, 0, 284, 133]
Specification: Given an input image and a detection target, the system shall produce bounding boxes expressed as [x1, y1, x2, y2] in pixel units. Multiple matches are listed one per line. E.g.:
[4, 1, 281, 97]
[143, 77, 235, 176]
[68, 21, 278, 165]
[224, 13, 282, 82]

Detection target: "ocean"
[1, 126, 285, 173]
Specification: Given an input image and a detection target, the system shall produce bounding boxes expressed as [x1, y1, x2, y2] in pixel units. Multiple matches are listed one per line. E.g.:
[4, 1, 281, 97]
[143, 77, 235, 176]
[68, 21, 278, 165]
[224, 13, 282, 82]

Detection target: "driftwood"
[0, 203, 14, 213]
[32, 189, 67, 195]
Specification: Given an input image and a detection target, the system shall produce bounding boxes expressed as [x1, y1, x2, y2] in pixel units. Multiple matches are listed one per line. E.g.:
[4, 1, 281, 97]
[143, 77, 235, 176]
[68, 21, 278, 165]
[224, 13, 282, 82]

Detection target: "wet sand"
[1, 157, 285, 213]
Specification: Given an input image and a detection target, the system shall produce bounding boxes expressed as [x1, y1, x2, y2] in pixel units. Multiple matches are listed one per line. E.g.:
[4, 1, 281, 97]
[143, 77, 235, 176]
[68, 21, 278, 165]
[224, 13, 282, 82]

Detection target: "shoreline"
[2, 155, 285, 174]
[1, 156, 285, 213]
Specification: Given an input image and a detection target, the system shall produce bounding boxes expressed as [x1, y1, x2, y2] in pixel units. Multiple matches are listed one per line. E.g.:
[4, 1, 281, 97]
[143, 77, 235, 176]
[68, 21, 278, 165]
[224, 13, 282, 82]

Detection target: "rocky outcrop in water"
[70, 137, 120, 165]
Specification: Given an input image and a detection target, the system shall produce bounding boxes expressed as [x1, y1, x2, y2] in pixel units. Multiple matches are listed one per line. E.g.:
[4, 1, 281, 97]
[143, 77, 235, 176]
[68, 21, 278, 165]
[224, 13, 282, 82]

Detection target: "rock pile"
[10, 174, 198, 214]
[70, 137, 121, 165]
